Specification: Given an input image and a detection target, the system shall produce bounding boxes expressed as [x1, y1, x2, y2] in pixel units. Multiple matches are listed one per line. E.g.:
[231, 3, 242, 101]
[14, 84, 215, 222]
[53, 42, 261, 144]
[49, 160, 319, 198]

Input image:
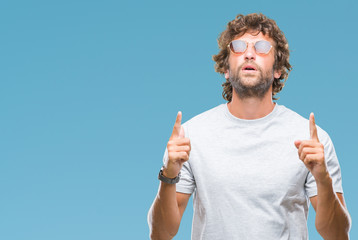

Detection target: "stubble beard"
[228, 63, 275, 100]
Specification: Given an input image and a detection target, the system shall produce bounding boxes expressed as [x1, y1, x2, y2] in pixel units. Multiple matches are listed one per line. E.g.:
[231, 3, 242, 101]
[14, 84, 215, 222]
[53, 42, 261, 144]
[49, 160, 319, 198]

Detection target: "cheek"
[225, 57, 237, 79]
[260, 57, 276, 74]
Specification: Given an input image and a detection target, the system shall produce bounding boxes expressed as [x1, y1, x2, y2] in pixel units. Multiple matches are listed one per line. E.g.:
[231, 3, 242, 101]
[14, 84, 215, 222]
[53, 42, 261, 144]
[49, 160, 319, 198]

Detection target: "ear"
[225, 70, 230, 79]
[274, 70, 281, 79]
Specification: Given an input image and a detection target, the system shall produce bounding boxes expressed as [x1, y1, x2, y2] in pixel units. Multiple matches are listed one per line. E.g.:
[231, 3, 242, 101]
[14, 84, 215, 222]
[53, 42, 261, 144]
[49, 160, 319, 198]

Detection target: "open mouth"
[242, 65, 257, 72]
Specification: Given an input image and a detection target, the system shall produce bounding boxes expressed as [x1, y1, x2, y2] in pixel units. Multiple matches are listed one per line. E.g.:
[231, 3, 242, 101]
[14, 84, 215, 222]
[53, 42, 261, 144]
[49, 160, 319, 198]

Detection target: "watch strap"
[158, 167, 180, 184]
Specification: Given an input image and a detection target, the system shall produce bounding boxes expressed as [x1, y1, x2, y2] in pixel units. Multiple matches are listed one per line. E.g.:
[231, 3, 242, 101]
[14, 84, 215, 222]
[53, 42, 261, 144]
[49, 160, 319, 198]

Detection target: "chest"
[189, 131, 309, 199]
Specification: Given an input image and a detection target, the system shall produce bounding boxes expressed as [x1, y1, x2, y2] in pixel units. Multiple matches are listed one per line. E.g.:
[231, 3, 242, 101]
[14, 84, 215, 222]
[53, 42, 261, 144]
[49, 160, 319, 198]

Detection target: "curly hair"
[213, 13, 292, 101]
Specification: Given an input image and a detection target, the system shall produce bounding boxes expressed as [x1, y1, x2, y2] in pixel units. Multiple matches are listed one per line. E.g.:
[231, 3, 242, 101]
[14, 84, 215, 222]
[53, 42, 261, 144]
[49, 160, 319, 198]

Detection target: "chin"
[239, 78, 260, 86]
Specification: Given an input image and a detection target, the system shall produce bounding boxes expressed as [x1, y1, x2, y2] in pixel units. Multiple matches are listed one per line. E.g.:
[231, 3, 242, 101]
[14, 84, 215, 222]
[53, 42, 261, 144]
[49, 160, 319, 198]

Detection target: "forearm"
[315, 176, 351, 240]
[148, 182, 181, 240]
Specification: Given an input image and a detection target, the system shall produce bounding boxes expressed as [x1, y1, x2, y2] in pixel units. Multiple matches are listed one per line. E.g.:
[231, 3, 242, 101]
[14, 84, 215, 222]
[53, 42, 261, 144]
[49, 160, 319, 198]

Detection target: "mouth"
[241, 64, 258, 73]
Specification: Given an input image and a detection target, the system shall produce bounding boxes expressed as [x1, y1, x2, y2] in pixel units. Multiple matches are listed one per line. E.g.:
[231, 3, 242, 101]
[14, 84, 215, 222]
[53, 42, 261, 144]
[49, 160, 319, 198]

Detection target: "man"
[148, 13, 351, 239]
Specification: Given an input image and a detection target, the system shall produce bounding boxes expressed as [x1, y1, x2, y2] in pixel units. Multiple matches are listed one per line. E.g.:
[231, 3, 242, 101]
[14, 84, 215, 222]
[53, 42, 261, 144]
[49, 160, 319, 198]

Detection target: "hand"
[163, 111, 191, 179]
[294, 113, 329, 182]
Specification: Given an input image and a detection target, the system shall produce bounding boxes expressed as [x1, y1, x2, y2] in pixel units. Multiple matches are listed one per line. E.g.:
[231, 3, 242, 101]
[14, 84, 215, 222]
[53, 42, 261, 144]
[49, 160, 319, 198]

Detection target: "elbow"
[315, 203, 351, 240]
[315, 220, 351, 240]
[149, 223, 177, 240]
[316, 229, 349, 240]
[149, 229, 176, 240]
[147, 207, 177, 240]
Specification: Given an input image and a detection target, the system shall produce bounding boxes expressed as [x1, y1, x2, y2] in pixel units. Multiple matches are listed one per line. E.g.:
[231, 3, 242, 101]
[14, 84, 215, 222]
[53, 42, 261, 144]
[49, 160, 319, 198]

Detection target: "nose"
[244, 43, 256, 61]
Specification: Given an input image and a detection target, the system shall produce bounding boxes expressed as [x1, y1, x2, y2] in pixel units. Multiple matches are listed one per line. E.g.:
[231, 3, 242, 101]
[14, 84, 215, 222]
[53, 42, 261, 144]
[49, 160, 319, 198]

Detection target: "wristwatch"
[158, 167, 181, 184]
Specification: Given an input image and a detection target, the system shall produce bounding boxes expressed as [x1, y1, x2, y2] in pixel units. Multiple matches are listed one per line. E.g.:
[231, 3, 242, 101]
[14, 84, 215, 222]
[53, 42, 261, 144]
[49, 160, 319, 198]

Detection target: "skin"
[225, 32, 281, 120]
[294, 113, 351, 239]
[148, 111, 191, 239]
[148, 32, 351, 240]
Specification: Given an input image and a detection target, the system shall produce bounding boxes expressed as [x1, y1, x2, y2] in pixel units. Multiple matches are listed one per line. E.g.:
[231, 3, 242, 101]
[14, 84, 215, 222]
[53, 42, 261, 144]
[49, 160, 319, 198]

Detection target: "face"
[225, 32, 281, 99]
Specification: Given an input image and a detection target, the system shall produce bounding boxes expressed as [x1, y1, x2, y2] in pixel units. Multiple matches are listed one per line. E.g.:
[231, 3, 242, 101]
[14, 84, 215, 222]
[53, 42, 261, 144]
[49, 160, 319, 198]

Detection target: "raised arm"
[294, 113, 351, 239]
[148, 112, 192, 240]
[310, 191, 350, 240]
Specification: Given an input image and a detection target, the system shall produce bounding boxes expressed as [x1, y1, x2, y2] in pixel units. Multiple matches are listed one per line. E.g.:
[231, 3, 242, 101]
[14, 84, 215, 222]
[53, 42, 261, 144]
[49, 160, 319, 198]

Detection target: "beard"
[228, 62, 275, 100]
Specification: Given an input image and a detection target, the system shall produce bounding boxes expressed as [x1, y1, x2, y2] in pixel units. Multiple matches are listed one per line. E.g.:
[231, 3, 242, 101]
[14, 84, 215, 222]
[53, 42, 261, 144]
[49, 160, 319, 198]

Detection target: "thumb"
[294, 140, 301, 149]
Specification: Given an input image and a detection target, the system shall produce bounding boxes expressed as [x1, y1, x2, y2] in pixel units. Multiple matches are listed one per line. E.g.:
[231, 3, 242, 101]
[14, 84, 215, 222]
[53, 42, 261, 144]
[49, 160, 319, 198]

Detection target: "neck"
[227, 87, 275, 120]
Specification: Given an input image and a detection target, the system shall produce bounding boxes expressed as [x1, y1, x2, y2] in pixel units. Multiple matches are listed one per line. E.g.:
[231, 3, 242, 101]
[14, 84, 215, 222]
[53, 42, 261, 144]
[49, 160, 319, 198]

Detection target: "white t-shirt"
[163, 103, 343, 240]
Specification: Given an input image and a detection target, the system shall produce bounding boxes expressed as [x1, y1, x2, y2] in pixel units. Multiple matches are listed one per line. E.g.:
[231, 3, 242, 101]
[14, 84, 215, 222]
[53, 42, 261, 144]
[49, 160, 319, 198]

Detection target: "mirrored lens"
[230, 40, 247, 53]
[254, 40, 272, 54]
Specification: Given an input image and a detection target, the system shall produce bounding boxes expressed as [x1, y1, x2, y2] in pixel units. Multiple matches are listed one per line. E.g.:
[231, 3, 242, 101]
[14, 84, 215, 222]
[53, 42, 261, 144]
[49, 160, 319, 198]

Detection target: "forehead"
[234, 32, 274, 44]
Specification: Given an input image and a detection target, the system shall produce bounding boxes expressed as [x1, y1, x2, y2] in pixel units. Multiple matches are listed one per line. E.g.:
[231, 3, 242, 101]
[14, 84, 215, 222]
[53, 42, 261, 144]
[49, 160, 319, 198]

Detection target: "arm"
[294, 113, 351, 240]
[148, 111, 192, 239]
[310, 182, 351, 239]
[148, 189, 190, 240]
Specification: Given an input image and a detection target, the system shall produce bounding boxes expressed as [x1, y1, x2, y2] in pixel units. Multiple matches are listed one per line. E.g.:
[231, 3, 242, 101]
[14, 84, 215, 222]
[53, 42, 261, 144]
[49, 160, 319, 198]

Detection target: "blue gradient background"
[0, 0, 356, 239]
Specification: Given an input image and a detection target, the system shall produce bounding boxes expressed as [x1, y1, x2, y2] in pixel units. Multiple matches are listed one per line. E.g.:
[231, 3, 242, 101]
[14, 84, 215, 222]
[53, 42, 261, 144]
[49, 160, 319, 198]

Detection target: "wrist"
[316, 172, 332, 187]
[162, 168, 178, 179]
[158, 167, 181, 184]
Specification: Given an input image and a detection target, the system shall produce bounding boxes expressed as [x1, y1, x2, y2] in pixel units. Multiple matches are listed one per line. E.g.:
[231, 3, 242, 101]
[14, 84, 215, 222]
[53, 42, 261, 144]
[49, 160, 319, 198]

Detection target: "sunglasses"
[228, 40, 273, 55]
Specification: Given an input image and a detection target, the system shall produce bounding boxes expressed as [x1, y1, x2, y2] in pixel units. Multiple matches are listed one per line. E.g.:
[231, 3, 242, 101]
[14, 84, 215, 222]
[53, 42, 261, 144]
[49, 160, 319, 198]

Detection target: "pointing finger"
[309, 112, 319, 141]
[170, 111, 182, 139]
[179, 125, 185, 138]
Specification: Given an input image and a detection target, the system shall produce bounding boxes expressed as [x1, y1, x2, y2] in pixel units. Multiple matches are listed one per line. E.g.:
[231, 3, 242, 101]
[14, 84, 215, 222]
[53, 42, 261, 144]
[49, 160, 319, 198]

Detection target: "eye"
[230, 40, 247, 53]
[255, 41, 272, 54]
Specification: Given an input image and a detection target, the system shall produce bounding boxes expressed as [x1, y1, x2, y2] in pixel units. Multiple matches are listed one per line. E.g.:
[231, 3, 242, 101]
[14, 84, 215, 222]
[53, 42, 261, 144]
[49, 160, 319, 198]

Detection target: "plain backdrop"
[0, 0, 356, 239]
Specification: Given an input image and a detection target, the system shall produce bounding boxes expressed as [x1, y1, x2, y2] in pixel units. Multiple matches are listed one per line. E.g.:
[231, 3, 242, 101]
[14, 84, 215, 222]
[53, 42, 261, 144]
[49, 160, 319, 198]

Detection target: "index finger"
[309, 112, 319, 141]
[170, 111, 182, 139]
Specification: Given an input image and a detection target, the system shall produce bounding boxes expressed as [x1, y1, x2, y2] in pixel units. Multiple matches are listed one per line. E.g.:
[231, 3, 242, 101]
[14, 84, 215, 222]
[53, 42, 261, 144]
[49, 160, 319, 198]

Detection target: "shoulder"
[277, 104, 331, 144]
[183, 104, 226, 126]
[276, 104, 307, 123]
[181, 104, 226, 137]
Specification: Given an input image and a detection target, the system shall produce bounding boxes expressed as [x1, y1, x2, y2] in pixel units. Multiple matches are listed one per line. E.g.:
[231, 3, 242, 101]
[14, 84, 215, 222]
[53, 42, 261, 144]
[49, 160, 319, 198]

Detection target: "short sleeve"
[305, 129, 343, 198]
